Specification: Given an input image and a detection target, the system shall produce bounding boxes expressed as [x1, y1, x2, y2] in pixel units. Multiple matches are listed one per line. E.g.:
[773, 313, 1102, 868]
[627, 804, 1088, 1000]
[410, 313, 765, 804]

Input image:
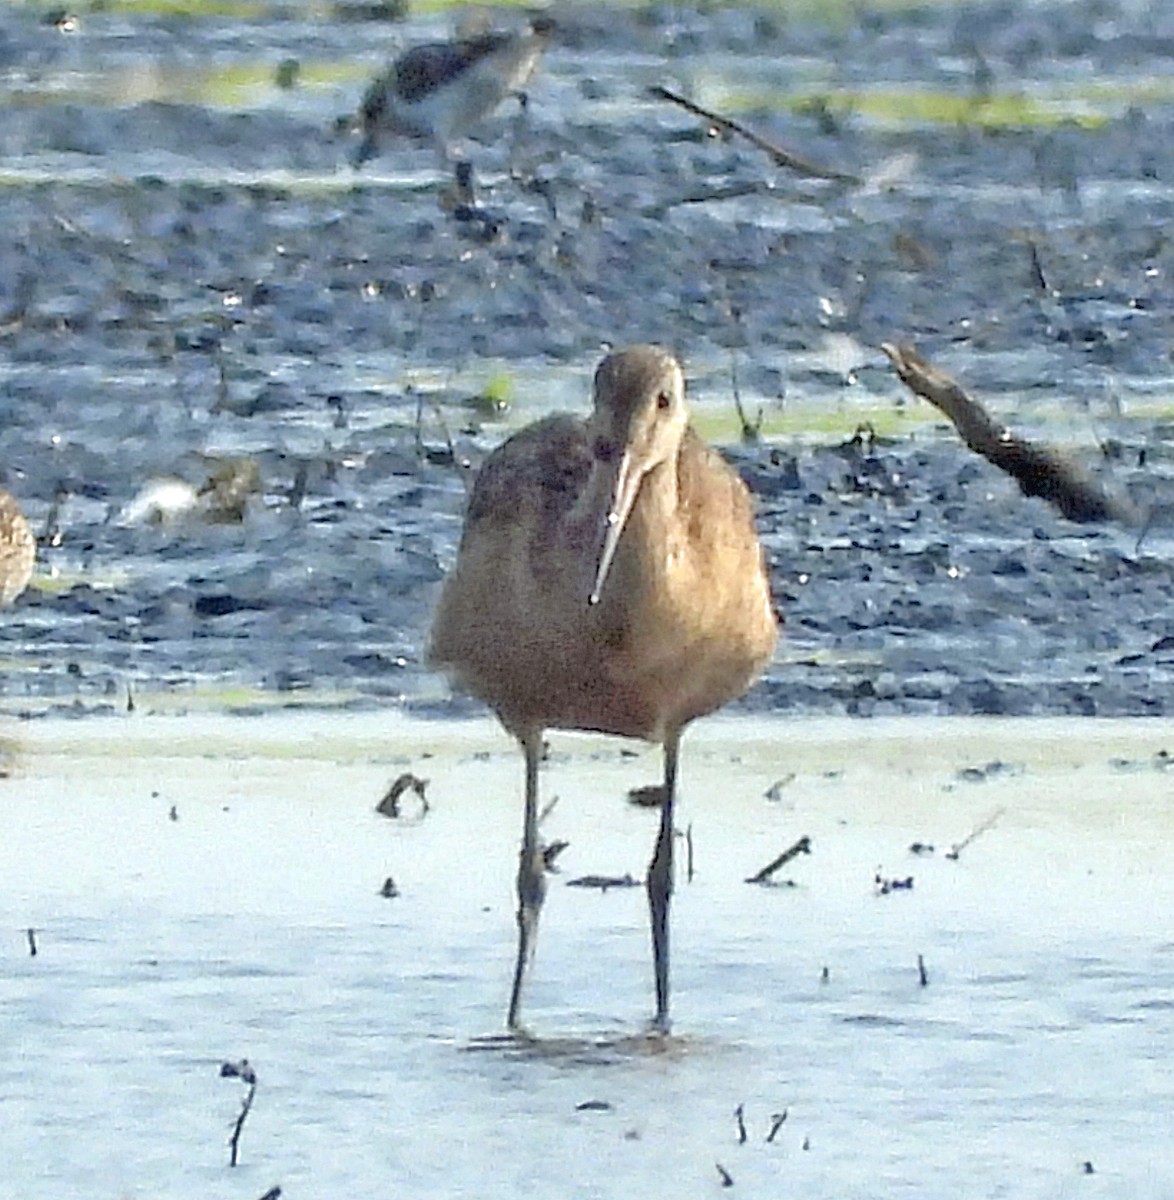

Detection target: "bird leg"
[507, 729, 547, 1033]
[648, 729, 681, 1034]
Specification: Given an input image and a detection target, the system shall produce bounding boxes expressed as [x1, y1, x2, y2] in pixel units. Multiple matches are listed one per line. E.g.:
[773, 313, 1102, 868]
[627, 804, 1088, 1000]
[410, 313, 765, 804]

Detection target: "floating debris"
[875, 872, 914, 895]
[627, 783, 665, 808]
[565, 874, 639, 892]
[764, 774, 796, 801]
[956, 760, 1022, 783]
[375, 773, 430, 819]
[745, 836, 812, 885]
[219, 1059, 258, 1168]
[947, 807, 1006, 860]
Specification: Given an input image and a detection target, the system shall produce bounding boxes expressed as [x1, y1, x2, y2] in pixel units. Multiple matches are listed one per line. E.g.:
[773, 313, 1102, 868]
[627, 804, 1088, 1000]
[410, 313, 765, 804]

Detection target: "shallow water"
[4, 711, 1174, 1197]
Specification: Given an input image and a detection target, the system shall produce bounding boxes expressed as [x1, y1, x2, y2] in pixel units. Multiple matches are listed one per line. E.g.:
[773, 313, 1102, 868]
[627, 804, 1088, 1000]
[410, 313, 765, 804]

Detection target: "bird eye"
[656, 390, 672, 410]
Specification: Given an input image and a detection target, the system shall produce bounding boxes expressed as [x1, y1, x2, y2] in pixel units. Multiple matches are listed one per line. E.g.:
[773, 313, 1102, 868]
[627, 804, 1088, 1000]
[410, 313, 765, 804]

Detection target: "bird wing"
[464, 414, 592, 533]
[394, 33, 513, 103]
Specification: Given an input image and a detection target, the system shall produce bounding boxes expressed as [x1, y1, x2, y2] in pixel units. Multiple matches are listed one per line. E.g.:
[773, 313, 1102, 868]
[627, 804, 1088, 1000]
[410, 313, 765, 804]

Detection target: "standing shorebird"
[429, 345, 778, 1034]
[0, 489, 35, 606]
[354, 16, 554, 167]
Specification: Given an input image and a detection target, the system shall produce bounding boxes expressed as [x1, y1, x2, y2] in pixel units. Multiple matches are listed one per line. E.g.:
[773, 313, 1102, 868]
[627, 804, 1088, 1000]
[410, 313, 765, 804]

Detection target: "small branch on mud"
[766, 1110, 788, 1143]
[649, 86, 860, 184]
[220, 1059, 258, 1168]
[413, 391, 473, 499]
[918, 953, 929, 987]
[729, 350, 763, 444]
[881, 342, 1134, 525]
[745, 835, 812, 885]
[1026, 237, 1051, 294]
[27, 927, 37, 957]
[375, 772, 430, 819]
[946, 806, 1006, 860]
[641, 181, 767, 217]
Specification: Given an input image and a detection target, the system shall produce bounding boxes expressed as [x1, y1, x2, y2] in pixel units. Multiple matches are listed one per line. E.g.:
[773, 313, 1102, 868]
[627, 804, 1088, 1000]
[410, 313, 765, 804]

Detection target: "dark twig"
[627, 783, 665, 807]
[650, 85, 860, 184]
[1026, 237, 1051, 294]
[541, 838, 570, 872]
[729, 353, 763, 443]
[685, 821, 695, 883]
[766, 1111, 788, 1143]
[764, 775, 795, 801]
[918, 954, 929, 987]
[220, 1059, 257, 1168]
[566, 873, 639, 892]
[413, 391, 472, 498]
[27, 927, 37, 957]
[375, 772, 429, 819]
[735, 1103, 747, 1144]
[716, 1162, 735, 1187]
[874, 871, 914, 895]
[946, 806, 1005, 860]
[745, 836, 812, 884]
[882, 342, 1134, 525]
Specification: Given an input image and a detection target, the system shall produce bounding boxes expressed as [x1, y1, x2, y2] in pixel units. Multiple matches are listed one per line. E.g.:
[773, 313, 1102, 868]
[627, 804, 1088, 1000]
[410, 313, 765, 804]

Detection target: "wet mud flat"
[1, 0, 1174, 716]
[4, 710, 1174, 1198]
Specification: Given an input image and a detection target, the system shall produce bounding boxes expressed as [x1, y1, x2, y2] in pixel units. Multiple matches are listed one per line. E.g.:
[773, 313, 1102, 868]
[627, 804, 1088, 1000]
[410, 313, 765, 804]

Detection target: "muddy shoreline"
[1, 0, 1174, 719]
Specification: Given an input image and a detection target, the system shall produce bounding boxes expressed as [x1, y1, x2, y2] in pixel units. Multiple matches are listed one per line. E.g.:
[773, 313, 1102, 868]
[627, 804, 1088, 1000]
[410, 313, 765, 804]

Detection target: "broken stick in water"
[947, 806, 1006, 860]
[220, 1059, 258, 1167]
[881, 342, 1134, 525]
[745, 835, 812, 885]
[375, 772, 429, 819]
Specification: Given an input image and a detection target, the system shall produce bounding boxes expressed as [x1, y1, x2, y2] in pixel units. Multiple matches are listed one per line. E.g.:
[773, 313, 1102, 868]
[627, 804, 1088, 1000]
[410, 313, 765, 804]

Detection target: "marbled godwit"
[0, 489, 34, 607]
[354, 16, 554, 167]
[429, 345, 777, 1033]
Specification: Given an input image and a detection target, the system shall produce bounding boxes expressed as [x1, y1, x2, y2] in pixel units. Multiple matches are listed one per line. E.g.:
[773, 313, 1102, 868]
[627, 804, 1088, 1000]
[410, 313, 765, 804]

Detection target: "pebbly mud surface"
[2, 0, 1174, 719]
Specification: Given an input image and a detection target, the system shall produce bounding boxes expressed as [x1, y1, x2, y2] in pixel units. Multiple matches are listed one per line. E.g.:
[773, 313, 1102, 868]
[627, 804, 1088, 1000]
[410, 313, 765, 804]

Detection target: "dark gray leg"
[507, 729, 546, 1033]
[648, 729, 681, 1033]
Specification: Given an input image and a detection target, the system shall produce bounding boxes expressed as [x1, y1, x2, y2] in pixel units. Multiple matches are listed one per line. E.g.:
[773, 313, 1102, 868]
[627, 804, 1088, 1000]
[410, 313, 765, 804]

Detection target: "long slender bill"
[588, 449, 642, 606]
